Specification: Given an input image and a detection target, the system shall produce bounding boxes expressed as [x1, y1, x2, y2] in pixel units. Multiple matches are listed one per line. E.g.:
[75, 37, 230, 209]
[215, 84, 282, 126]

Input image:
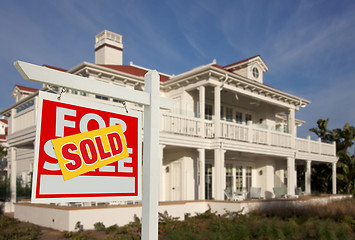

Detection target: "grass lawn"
[1, 198, 354, 239]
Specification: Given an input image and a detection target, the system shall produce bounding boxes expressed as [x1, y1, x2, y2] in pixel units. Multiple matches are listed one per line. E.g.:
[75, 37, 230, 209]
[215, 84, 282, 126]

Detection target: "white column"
[199, 86, 205, 138]
[305, 160, 311, 195]
[287, 108, 295, 135]
[332, 162, 337, 194]
[288, 108, 296, 148]
[9, 109, 16, 134]
[159, 144, 166, 201]
[214, 148, 225, 200]
[10, 147, 17, 204]
[287, 157, 296, 195]
[198, 148, 205, 200]
[214, 85, 221, 138]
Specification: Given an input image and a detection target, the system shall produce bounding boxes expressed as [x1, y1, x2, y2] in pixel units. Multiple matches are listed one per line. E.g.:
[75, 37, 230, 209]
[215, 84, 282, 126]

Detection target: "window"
[71, 89, 78, 95]
[96, 95, 109, 101]
[235, 111, 243, 123]
[245, 167, 252, 192]
[235, 166, 243, 193]
[205, 104, 213, 120]
[225, 164, 233, 195]
[220, 106, 224, 120]
[205, 164, 213, 200]
[226, 107, 233, 122]
[234, 165, 252, 193]
[252, 67, 259, 79]
[16, 100, 34, 113]
[245, 114, 252, 123]
[80, 91, 86, 96]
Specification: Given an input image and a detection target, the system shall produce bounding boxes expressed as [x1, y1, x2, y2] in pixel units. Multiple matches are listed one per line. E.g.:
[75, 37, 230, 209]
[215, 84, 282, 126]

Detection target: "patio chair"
[224, 188, 244, 201]
[249, 187, 263, 200]
[273, 187, 286, 198]
[296, 187, 304, 195]
[224, 188, 236, 201]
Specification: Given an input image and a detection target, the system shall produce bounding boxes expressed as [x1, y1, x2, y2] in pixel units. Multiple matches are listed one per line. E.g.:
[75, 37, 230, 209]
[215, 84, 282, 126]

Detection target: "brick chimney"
[95, 30, 123, 65]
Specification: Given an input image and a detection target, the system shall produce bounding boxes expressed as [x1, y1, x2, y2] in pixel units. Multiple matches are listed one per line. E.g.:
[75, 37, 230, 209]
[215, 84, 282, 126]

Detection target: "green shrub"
[94, 222, 106, 231]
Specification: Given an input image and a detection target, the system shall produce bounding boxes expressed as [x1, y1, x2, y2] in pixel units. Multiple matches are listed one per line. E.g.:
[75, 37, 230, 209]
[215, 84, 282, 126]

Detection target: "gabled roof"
[223, 55, 269, 72]
[0, 119, 8, 124]
[100, 65, 170, 82]
[14, 85, 38, 93]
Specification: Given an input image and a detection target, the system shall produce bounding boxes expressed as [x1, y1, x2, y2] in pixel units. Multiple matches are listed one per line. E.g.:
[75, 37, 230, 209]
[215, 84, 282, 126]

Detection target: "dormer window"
[252, 67, 259, 79]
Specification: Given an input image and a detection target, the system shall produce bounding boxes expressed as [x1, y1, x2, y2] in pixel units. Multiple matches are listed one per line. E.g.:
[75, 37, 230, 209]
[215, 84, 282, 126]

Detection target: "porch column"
[199, 86, 205, 138]
[305, 160, 311, 195]
[287, 108, 296, 148]
[332, 162, 337, 194]
[287, 157, 296, 195]
[10, 147, 17, 204]
[214, 148, 225, 200]
[287, 108, 295, 135]
[198, 148, 205, 200]
[159, 144, 166, 201]
[214, 85, 221, 138]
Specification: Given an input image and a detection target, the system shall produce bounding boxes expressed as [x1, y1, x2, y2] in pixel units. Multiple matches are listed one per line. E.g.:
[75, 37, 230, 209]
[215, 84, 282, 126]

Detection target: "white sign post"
[15, 61, 174, 240]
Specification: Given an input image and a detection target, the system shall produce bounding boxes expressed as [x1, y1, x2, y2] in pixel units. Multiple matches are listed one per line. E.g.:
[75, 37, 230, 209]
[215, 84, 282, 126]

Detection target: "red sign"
[32, 92, 142, 203]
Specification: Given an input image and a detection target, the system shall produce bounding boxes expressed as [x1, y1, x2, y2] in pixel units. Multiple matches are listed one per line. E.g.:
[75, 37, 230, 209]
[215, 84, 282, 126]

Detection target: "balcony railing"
[13, 105, 36, 133]
[295, 137, 335, 156]
[161, 113, 336, 157]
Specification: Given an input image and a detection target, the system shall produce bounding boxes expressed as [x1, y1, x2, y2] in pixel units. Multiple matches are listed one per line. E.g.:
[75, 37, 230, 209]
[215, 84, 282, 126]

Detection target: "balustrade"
[160, 113, 335, 157]
[13, 107, 35, 133]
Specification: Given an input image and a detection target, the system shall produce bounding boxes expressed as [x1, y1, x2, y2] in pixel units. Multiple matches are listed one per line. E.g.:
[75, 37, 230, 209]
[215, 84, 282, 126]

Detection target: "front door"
[171, 162, 182, 200]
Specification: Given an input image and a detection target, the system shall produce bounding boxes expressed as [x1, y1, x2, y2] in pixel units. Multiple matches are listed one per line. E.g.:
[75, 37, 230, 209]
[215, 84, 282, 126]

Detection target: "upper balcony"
[161, 112, 336, 159]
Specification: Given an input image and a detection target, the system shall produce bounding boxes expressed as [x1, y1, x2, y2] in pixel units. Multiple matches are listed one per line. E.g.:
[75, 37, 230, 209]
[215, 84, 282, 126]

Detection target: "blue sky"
[0, 0, 354, 141]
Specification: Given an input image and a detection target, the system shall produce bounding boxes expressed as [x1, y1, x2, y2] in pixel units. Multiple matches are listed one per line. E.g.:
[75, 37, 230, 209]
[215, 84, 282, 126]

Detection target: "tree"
[337, 151, 355, 193]
[309, 118, 355, 194]
[309, 118, 331, 142]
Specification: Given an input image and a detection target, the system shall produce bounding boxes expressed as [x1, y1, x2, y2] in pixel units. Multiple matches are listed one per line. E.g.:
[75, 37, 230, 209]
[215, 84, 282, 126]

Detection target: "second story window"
[16, 99, 34, 113]
[235, 112, 243, 124]
[226, 107, 233, 122]
[96, 95, 109, 101]
[245, 114, 252, 123]
[205, 104, 213, 120]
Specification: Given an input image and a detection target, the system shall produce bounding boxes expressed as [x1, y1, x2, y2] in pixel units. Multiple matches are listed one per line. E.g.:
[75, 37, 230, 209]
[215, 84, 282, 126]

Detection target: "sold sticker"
[52, 124, 129, 180]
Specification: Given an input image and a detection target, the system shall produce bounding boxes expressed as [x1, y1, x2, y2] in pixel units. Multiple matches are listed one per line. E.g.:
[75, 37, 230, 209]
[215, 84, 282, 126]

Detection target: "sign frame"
[15, 61, 174, 240]
[32, 91, 142, 203]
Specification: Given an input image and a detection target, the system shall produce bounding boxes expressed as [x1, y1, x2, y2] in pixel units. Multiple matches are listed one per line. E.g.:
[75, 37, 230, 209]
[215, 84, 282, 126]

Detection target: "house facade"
[1, 30, 337, 205]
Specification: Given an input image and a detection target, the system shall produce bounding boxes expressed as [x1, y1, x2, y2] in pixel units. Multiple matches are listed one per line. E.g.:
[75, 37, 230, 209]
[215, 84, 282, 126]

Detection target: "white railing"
[205, 121, 214, 138]
[295, 137, 335, 156]
[221, 121, 248, 142]
[161, 114, 201, 137]
[252, 128, 268, 145]
[320, 142, 335, 156]
[160, 113, 335, 156]
[271, 131, 292, 148]
[13, 107, 36, 133]
[295, 138, 308, 152]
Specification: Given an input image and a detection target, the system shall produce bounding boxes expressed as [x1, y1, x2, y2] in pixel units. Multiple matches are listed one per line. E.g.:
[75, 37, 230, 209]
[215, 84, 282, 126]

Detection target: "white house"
[1, 30, 337, 206]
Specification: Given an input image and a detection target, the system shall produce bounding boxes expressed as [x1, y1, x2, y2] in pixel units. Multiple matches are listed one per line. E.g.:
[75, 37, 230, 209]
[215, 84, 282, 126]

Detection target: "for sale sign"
[32, 91, 142, 203]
